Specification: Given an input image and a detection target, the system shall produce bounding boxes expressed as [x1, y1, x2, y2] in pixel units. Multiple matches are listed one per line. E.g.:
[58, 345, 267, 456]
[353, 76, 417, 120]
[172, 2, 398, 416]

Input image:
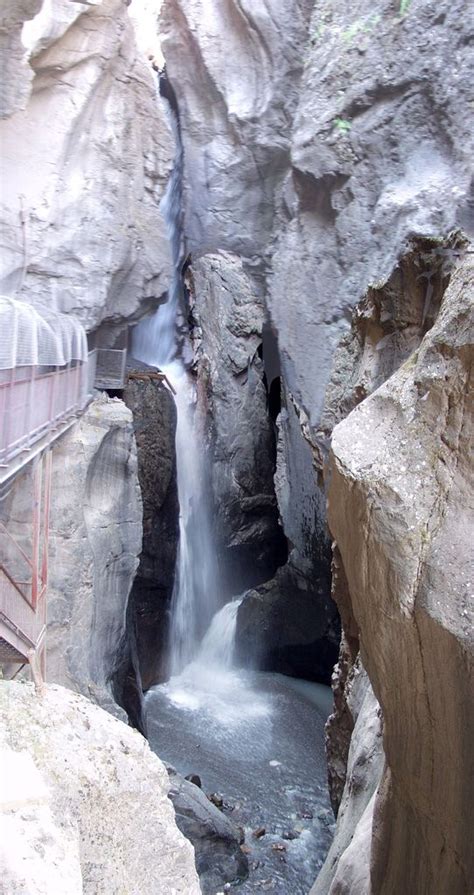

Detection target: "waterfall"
[132, 74, 220, 676]
[197, 598, 243, 670]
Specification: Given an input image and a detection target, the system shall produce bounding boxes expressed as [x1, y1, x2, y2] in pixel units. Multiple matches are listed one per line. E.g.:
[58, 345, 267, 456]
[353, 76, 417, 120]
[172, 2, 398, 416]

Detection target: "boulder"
[167, 770, 249, 894]
[236, 559, 339, 683]
[0, 681, 201, 895]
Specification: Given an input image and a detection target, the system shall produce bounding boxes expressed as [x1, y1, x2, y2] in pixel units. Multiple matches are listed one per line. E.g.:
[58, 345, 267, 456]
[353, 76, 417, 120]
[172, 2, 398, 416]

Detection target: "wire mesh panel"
[94, 348, 127, 389]
[0, 297, 91, 466]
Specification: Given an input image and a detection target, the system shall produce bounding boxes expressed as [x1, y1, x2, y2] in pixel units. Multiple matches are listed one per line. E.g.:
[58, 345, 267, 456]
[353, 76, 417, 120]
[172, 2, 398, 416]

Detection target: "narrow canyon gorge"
[0, 1, 472, 894]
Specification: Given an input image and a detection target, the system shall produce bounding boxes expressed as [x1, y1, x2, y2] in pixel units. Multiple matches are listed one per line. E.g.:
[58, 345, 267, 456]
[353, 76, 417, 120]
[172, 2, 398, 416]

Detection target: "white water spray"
[132, 85, 223, 676]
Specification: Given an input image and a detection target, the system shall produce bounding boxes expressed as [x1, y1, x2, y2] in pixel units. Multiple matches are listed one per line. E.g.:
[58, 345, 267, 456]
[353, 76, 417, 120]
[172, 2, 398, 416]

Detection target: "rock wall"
[46, 394, 142, 719]
[0, 681, 200, 895]
[160, 0, 314, 257]
[192, 252, 286, 592]
[159, 0, 473, 891]
[118, 373, 179, 708]
[0, 0, 173, 336]
[325, 253, 473, 893]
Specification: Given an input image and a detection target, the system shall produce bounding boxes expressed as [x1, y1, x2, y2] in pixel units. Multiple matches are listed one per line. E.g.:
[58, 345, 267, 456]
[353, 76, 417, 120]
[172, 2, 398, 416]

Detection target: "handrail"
[0, 359, 92, 469]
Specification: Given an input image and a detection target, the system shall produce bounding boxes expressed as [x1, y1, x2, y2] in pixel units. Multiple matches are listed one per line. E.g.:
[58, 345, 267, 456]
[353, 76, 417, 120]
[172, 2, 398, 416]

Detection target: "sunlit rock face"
[0, 0, 173, 332]
[0, 681, 201, 895]
[325, 253, 474, 894]
[46, 395, 142, 718]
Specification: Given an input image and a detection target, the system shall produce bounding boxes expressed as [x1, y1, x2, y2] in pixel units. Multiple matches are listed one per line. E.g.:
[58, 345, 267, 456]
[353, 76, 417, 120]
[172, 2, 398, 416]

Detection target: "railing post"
[41, 450, 52, 591]
[31, 457, 42, 609]
[2, 368, 14, 464]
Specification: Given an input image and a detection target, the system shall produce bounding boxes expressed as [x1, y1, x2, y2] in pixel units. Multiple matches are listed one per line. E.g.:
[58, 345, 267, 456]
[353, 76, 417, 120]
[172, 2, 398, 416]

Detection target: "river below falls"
[145, 668, 335, 894]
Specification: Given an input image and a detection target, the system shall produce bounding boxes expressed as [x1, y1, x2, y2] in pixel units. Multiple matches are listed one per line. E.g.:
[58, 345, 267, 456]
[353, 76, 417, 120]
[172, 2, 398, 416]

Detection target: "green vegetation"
[399, 0, 411, 15]
[342, 14, 381, 43]
[333, 118, 352, 134]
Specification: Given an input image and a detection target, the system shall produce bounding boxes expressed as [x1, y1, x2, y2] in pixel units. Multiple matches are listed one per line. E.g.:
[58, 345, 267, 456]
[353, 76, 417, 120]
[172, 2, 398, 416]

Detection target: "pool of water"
[145, 668, 334, 894]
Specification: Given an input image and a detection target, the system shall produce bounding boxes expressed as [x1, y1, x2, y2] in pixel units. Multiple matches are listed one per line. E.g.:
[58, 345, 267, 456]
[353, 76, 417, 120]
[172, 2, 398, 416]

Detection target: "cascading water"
[132, 73, 222, 677]
[136, 70, 334, 895]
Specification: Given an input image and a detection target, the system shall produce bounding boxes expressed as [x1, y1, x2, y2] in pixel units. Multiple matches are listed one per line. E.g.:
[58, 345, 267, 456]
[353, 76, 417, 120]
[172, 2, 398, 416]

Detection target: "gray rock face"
[326, 252, 474, 894]
[168, 769, 249, 894]
[311, 667, 384, 895]
[160, 0, 314, 257]
[0, 681, 201, 895]
[0, 0, 173, 334]
[270, 0, 474, 426]
[46, 395, 142, 719]
[192, 252, 286, 591]
[162, 0, 472, 429]
[236, 559, 339, 683]
[122, 373, 179, 691]
[0, 0, 42, 117]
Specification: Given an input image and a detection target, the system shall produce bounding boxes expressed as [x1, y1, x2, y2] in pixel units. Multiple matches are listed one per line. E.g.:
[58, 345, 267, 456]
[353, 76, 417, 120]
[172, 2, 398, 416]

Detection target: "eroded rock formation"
[123, 373, 178, 683]
[323, 253, 473, 893]
[0, 681, 200, 895]
[0, 0, 173, 336]
[158, 1, 473, 891]
[192, 252, 286, 591]
[46, 394, 142, 719]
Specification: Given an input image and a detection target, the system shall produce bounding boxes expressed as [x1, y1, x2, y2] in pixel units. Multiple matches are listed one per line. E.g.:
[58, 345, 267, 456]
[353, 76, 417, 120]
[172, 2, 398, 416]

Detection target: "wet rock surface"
[236, 562, 339, 684]
[192, 252, 287, 592]
[122, 371, 179, 690]
[167, 769, 249, 894]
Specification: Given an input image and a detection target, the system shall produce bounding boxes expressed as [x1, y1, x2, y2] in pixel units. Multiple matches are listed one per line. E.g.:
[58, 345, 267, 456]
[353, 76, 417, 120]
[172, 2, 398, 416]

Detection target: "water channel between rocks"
[133, 74, 335, 894]
[145, 669, 334, 894]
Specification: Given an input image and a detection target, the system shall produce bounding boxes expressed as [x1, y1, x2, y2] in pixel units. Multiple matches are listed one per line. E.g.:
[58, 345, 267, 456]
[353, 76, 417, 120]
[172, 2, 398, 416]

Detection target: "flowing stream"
[132, 77, 334, 893]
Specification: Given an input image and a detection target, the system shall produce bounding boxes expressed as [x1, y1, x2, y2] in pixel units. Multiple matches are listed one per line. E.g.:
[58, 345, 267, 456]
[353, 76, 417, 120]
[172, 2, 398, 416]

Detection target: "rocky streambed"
[146, 669, 334, 894]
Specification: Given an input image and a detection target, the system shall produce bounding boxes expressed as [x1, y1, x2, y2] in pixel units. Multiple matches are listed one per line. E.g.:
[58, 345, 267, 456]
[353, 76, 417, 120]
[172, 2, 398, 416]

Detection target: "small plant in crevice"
[399, 0, 411, 16]
[333, 117, 352, 134]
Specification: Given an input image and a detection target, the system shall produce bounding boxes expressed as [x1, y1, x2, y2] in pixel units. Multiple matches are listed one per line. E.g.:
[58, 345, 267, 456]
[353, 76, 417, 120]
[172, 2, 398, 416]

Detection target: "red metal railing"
[0, 452, 51, 669]
[0, 358, 92, 468]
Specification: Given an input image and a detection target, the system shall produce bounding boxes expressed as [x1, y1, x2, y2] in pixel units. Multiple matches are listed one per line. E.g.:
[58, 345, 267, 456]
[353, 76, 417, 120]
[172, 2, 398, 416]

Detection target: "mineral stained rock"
[0, 681, 201, 895]
[325, 252, 474, 893]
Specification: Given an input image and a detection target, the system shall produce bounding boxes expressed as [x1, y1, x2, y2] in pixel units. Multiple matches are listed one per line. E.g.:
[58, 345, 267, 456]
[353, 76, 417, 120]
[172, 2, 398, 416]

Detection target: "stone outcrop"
[0, 0, 173, 335]
[160, 0, 314, 257]
[123, 373, 178, 687]
[168, 768, 249, 894]
[0, 681, 201, 895]
[192, 252, 286, 591]
[236, 560, 339, 683]
[324, 253, 473, 893]
[269, 0, 473, 427]
[46, 394, 142, 719]
[311, 665, 384, 895]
